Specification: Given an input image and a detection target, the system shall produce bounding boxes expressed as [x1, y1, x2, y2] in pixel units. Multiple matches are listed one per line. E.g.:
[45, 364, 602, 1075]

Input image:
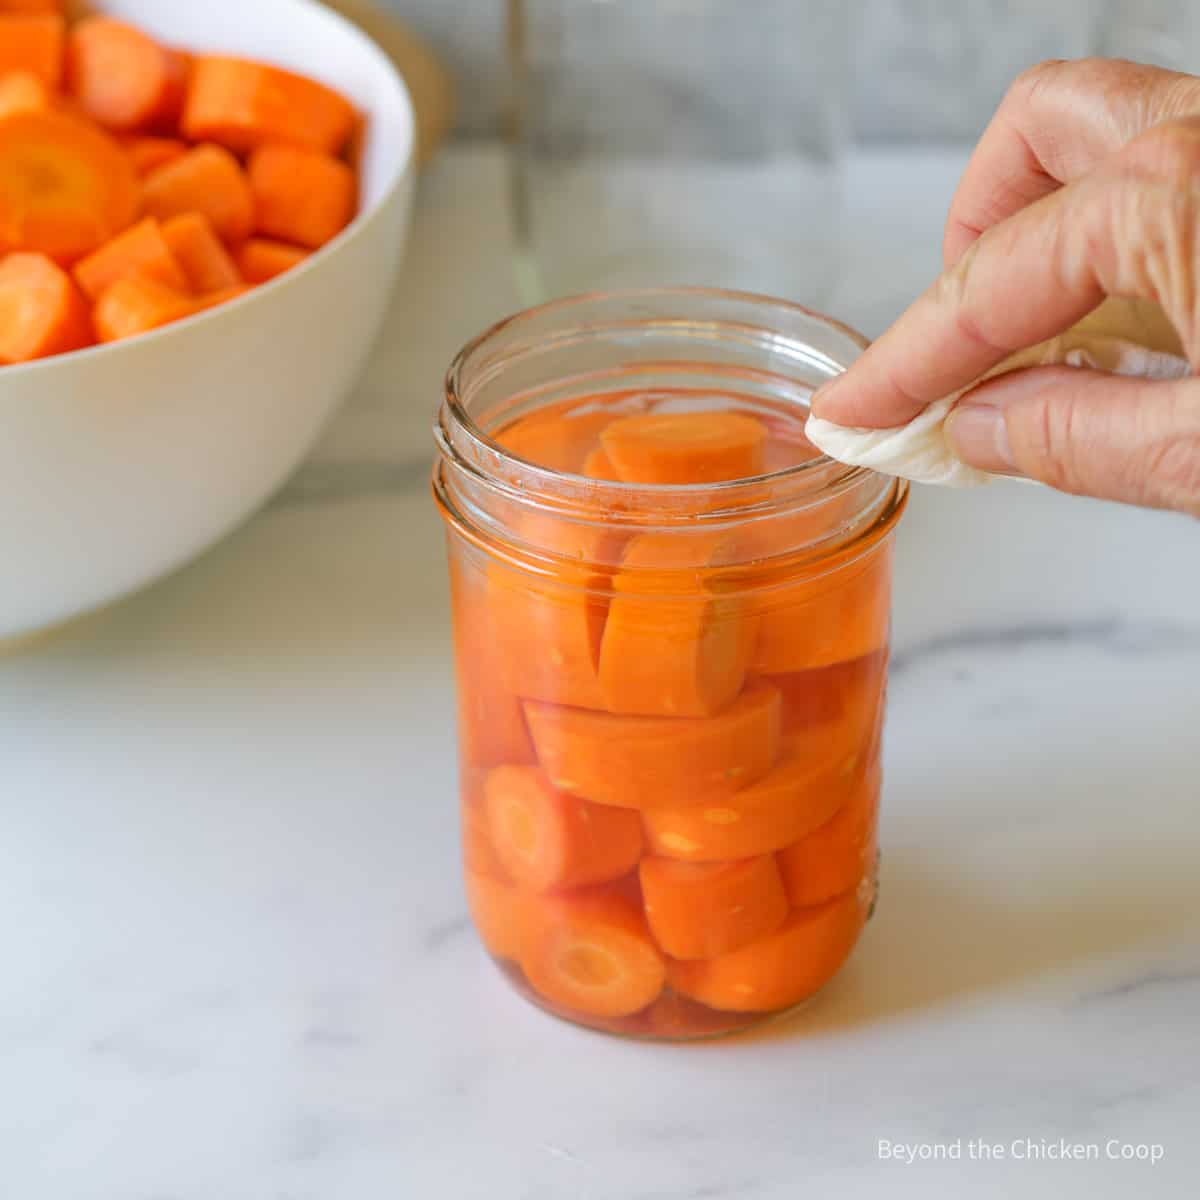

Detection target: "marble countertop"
[3, 148, 1198, 1199]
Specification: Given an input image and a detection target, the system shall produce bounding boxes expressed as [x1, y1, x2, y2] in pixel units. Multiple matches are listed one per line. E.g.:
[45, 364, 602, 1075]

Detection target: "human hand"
[811, 59, 1200, 516]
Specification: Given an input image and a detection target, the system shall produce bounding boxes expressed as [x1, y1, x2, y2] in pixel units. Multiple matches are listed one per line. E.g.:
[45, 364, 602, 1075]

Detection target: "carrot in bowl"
[484, 766, 643, 892]
[523, 679, 782, 810]
[639, 853, 788, 960]
[668, 889, 864, 1012]
[142, 143, 254, 245]
[182, 55, 356, 155]
[641, 734, 859, 863]
[65, 17, 189, 132]
[598, 530, 753, 718]
[92, 271, 192, 342]
[0, 69, 52, 119]
[520, 886, 666, 1018]
[188, 282, 253, 313]
[0, 251, 91, 363]
[236, 237, 307, 284]
[0, 13, 65, 87]
[0, 110, 140, 264]
[121, 134, 187, 176]
[600, 410, 767, 484]
[248, 143, 356, 249]
[161, 212, 240, 293]
[0, 1, 64, 12]
[73, 216, 189, 300]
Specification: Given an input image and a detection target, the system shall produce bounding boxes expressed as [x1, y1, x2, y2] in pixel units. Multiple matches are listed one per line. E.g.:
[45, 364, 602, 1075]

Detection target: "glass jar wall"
[433, 289, 906, 1038]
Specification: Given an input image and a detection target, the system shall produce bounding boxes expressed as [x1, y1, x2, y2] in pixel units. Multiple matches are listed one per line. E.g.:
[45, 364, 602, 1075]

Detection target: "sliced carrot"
[0, 110, 140, 264]
[188, 282, 252, 313]
[778, 761, 880, 909]
[161, 212, 240, 293]
[236, 237, 307, 283]
[182, 55, 357, 155]
[668, 890, 864, 1012]
[484, 766, 643, 892]
[494, 408, 615, 474]
[450, 556, 537, 768]
[73, 216, 189, 300]
[600, 410, 767, 484]
[0, 1, 64, 12]
[598, 531, 753, 718]
[520, 886, 666, 1018]
[0, 251, 91, 363]
[0, 69, 51, 118]
[0, 14, 64, 87]
[752, 541, 893, 673]
[487, 518, 621, 711]
[92, 271, 192, 342]
[642, 734, 860, 863]
[524, 680, 782, 810]
[248, 143, 356, 249]
[462, 802, 526, 961]
[142, 143, 254, 245]
[640, 853, 788, 960]
[65, 17, 188, 132]
[582, 446, 620, 480]
[121, 135, 187, 177]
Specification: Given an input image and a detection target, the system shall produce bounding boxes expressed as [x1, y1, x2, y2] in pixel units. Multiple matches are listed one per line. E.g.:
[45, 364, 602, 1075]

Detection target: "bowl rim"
[0, 0, 416, 382]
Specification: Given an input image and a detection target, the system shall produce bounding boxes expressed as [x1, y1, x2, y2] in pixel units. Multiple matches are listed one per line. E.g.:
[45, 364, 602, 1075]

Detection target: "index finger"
[943, 58, 1200, 266]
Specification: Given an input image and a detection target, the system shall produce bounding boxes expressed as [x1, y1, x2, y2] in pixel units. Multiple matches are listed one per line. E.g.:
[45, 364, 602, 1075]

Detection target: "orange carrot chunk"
[0, 2, 64, 12]
[523, 680, 782, 810]
[73, 216, 189, 300]
[121, 135, 187, 176]
[494, 408, 616, 475]
[484, 766, 643, 892]
[0, 69, 51, 119]
[65, 17, 188, 132]
[752, 542, 893, 673]
[642, 734, 860, 863]
[582, 446, 621, 480]
[182, 55, 356, 155]
[600, 410, 767, 484]
[161, 212, 240, 293]
[0, 111, 140, 264]
[0, 14, 64, 87]
[520, 887, 666, 1018]
[598, 531, 752, 718]
[92, 272, 192, 342]
[248, 143, 356, 249]
[778, 762, 880, 908]
[236, 237, 307, 283]
[0, 251, 91, 363]
[142, 144, 253, 245]
[462, 801, 527, 961]
[188, 282, 252, 313]
[668, 890, 864, 1012]
[640, 853, 788, 960]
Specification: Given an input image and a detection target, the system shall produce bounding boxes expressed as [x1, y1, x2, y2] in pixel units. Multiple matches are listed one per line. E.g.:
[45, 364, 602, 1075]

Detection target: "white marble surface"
[3, 148, 1199, 1199]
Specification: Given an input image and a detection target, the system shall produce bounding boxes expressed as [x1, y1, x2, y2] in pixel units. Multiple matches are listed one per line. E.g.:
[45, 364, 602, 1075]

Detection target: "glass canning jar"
[433, 289, 906, 1039]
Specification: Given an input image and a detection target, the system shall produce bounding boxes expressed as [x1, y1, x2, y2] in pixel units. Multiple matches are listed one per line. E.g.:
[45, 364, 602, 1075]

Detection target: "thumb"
[944, 366, 1200, 517]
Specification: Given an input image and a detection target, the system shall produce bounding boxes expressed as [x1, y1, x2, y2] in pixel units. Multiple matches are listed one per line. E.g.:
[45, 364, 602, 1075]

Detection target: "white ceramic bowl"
[0, 0, 415, 641]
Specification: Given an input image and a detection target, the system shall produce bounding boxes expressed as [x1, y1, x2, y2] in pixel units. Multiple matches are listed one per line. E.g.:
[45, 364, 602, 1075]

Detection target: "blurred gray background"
[379, 0, 1200, 142]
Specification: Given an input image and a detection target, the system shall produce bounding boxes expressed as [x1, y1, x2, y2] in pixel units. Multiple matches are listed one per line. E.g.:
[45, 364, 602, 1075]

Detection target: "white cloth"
[805, 299, 1192, 487]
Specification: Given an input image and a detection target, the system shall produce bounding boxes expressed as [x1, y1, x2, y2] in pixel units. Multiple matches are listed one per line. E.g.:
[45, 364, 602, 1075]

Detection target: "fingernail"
[945, 403, 1019, 475]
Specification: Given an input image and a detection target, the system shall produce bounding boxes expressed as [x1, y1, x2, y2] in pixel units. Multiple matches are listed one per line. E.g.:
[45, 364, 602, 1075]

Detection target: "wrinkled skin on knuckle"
[1006, 387, 1084, 495]
[1139, 389, 1200, 517]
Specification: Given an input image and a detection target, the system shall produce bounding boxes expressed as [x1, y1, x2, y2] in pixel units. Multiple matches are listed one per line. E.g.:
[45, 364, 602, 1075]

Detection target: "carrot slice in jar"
[449, 555, 536, 768]
[462, 802, 526, 962]
[582, 446, 620, 480]
[483, 766, 643, 892]
[751, 541, 893, 673]
[642, 734, 860, 862]
[520, 886, 666, 1018]
[598, 531, 753, 718]
[640, 853, 788, 960]
[600, 410, 766, 483]
[523, 680, 782, 810]
[778, 760, 881, 908]
[668, 889, 865, 1012]
[494, 407, 615, 474]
